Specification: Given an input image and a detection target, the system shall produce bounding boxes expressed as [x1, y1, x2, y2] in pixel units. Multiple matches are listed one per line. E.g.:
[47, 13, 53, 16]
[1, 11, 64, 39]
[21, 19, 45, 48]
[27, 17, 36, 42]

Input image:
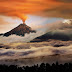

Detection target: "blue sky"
[26, 15, 64, 26]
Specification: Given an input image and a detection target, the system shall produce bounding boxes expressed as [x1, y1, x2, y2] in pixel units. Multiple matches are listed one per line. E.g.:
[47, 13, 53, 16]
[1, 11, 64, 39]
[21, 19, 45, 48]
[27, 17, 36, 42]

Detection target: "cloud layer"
[0, 30, 45, 44]
[0, 42, 72, 66]
[0, 0, 72, 19]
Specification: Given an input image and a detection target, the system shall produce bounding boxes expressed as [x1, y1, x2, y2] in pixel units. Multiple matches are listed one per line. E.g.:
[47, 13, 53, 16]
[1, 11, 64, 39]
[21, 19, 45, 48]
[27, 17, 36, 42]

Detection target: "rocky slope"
[0, 24, 36, 37]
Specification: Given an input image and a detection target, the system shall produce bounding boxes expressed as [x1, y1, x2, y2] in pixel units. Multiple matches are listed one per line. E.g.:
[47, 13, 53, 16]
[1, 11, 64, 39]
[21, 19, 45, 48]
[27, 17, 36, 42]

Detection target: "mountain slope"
[30, 31, 72, 42]
[2, 24, 36, 37]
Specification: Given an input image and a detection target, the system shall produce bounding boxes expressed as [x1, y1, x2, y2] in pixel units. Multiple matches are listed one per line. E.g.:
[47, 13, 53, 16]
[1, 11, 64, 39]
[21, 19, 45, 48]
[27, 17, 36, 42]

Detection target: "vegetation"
[0, 62, 72, 72]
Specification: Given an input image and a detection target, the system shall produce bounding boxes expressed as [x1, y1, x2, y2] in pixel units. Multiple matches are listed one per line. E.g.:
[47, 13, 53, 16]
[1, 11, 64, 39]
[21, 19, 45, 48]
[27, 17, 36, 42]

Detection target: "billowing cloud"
[0, 41, 72, 66]
[0, 30, 45, 44]
[52, 0, 72, 3]
[0, 0, 72, 19]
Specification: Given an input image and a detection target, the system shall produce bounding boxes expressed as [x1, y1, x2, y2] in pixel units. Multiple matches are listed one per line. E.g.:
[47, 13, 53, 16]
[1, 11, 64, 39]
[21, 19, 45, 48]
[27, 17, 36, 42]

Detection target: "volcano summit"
[0, 23, 36, 37]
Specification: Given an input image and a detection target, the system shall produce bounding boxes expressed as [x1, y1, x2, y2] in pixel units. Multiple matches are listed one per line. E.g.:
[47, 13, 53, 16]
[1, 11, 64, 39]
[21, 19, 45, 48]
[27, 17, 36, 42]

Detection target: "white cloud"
[0, 31, 44, 44]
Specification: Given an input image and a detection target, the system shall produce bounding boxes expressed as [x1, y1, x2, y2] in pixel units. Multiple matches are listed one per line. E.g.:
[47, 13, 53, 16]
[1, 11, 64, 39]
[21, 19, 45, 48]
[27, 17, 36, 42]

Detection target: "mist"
[0, 30, 45, 44]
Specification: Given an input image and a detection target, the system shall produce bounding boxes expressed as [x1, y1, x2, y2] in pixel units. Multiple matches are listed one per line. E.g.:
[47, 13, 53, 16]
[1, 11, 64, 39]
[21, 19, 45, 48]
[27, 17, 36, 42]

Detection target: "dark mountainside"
[31, 31, 72, 42]
[0, 24, 36, 37]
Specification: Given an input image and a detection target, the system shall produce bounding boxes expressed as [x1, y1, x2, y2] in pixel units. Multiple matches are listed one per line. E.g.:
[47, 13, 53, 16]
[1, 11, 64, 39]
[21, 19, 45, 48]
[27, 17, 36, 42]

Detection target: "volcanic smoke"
[16, 13, 28, 24]
[5, 12, 28, 24]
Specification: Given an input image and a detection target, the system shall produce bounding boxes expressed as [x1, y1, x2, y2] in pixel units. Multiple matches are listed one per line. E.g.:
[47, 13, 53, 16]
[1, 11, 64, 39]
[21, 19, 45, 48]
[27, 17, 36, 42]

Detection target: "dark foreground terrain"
[0, 62, 72, 72]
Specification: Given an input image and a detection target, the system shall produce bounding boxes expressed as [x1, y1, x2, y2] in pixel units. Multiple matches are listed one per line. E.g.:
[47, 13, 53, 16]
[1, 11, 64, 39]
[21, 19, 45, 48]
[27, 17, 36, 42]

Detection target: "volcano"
[1, 23, 36, 37]
[30, 31, 72, 42]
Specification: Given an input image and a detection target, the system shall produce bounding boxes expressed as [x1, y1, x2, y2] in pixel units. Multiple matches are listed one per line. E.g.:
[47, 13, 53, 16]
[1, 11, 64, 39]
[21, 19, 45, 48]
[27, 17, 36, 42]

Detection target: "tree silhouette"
[0, 62, 72, 72]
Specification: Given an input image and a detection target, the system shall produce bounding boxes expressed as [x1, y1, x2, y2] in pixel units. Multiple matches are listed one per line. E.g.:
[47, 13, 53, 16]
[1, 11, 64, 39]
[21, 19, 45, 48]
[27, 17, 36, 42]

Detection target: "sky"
[0, 0, 72, 33]
[0, 15, 63, 33]
[0, 0, 72, 18]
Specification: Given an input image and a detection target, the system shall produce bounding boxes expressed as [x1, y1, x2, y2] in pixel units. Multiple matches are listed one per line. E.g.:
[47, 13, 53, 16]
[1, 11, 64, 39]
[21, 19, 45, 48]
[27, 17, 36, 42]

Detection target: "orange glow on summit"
[16, 13, 28, 24]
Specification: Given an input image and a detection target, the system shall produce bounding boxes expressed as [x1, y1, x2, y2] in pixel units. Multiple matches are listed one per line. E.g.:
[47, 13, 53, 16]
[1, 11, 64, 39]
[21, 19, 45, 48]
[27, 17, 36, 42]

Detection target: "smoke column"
[16, 13, 28, 24]
[5, 12, 28, 24]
